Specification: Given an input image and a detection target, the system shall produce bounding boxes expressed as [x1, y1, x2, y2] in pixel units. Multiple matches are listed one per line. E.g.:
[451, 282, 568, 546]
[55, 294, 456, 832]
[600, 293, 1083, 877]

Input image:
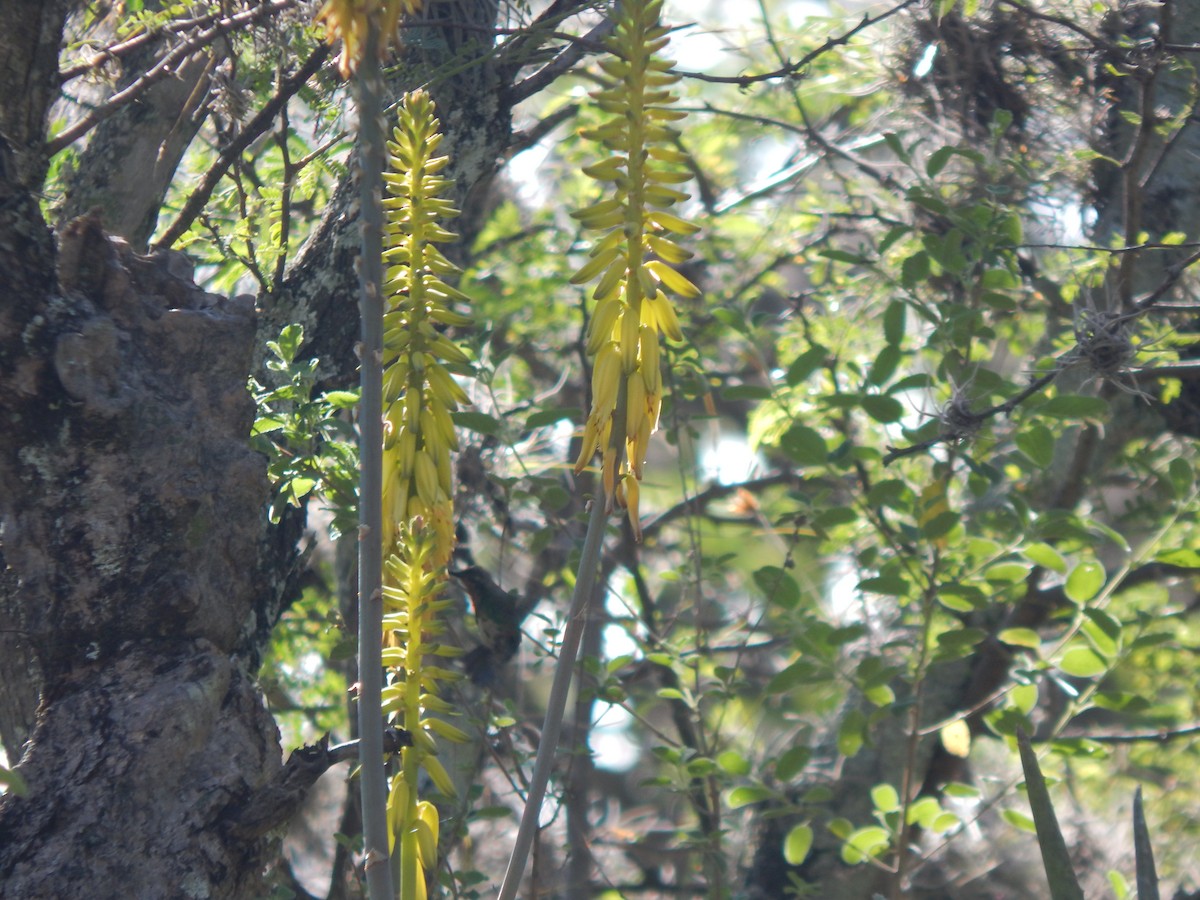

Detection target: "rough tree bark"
[0, 0, 598, 894]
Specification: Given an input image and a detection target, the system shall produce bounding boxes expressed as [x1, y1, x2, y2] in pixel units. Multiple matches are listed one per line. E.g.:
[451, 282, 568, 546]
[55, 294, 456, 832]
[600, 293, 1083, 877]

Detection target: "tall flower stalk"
[314, 5, 432, 899]
[570, 0, 699, 540]
[499, 2, 699, 896]
[379, 88, 472, 900]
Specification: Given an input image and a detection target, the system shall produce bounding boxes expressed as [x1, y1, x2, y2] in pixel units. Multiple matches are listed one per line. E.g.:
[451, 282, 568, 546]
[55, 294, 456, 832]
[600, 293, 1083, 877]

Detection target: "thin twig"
[674, 0, 919, 85]
[153, 44, 328, 249]
[48, 0, 298, 155]
[506, 18, 616, 105]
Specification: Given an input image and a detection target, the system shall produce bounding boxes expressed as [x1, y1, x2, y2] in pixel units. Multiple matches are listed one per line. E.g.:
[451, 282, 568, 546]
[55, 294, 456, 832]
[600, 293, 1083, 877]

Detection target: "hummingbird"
[450, 565, 533, 686]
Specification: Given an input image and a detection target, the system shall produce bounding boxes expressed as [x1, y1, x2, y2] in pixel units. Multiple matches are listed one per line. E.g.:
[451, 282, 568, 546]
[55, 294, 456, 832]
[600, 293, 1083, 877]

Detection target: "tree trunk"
[0, 0, 543, 893]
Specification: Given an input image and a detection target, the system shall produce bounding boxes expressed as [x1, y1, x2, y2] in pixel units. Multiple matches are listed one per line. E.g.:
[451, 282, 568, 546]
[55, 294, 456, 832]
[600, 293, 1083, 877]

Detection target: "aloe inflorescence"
[380, 88, 473, 899]
[570, 0, 700, 539]
[316, 0, 424, 77]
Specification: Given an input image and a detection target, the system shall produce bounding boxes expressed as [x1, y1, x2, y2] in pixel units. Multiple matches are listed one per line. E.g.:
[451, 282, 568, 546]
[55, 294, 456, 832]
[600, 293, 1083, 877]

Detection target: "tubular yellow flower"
[315, 0, 424, 77]
[378, 90, 473, 898]
[570, 0, 699, 536]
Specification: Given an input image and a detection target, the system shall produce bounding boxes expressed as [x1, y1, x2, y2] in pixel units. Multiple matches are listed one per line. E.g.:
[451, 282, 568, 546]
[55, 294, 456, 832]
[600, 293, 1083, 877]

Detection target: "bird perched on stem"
[450, 565, 532, 686]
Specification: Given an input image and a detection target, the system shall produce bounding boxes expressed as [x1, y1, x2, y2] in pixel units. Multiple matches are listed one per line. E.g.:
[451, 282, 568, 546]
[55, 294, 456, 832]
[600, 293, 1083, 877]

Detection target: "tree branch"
[152, 44, 329, 250]
[47, 0, 299, 155]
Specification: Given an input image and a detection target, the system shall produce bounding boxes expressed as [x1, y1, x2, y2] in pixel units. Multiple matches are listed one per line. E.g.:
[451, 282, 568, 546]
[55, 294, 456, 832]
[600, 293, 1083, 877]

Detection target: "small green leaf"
[986, 561, 1032, 583]
[775, 746, 811, 782]
[753, 566, 802, 608]
[717, 750, 751, 776]
[868, 346, 901, 386]
[871, 783, 900, 813]
[526, 407, 578, 429]
[1016, 423, 1055, 468]
[1167, 457, 1193, 495]
[901, 251, 930, 287]
[728, 785, 774, 809]
[861, 395, 904, 423]
[321, 390, 360, 409]
[786, 345, 827, 387]
[0, 765, 29, 797]
[926, 145, 956, 177]
[1003, 808, 1037, 833]
[1059, 646, 1107, 678]
[1023, 541, 1066, 574]
[783, 824, 814, 866]
[1065, 560, 1105, 603]
[838, 709, 866, 758]
[883, 300, 906, 345]
[781, 423, 828, 465]
[1082, 608, 1122, 657]
[451, 410, 501, 435]
[1037, 394, 1109, 420]
[998, 628, 1042, 650]
[841, 826, 891, 865]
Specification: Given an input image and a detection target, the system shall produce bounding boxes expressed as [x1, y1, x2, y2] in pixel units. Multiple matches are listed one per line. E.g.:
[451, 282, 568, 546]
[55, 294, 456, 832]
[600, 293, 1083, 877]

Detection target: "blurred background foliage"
[24, 0, 1200, 896]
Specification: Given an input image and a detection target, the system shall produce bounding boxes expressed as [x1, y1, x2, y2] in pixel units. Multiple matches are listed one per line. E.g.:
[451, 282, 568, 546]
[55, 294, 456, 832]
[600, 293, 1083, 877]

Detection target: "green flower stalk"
[570, 0, 700, 539]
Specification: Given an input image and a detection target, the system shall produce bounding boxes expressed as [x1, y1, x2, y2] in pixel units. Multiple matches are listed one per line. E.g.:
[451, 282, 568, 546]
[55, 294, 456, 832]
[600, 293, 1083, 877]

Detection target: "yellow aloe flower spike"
[315, 0, 425, 77]
[380, 89, 473, 568]
[570, 0, 700, 538]
[377, 89, 474, 898]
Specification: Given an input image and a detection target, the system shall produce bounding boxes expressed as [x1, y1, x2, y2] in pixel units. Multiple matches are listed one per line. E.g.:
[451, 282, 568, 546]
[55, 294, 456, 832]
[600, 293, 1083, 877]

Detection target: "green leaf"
[926, 145, 956, 178]
[1016, 423, 1055, 468]
[321, 389, 360, 409]
[900, 251, 930, 287]
[883, 300, 906, 345]
[0, 765, 28, 797]
[1059, 646, 1107, 678]
[838, 709, 866, 758]
[820, 248, 873, 265]
[1023, 541, 1066, 574]
[783, 824, 814, 866]
[1012, 683, 1038, 714]
[1037, 394, 1109, 420]
[451, 410, 501, 435]
[753, 566, 802, 608]
[998, 628, 1042, 650]
[1016, 729, 1086, 900]
[871, 783, 900, 813]
[1082, 608, 1122, 657]
[1003, 808, 1037, 834]
[935, 627, 986, 659]
[1156, 548, 1200, 568]
[728, 785, 773, 809]
[1065, 560, 1105, 603]
[1167, 457, 1193, 496]
[786, 345, 827, 387]
[986, 561, 1032, 583]
[861, 395, 904, 423]
[867, 345, 901, 387]
[775, 746, 811, 782]
[781, 423, 828, 465]
[526, 407, 578, 429]
[717, 750, 751, 776]
[840, 826, 891, 864]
